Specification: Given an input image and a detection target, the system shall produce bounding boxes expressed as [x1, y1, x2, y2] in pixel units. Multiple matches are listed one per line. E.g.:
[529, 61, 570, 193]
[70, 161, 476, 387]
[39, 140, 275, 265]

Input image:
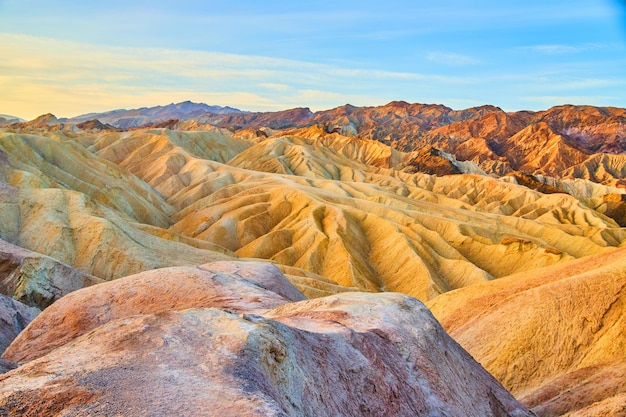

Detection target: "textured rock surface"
[82, 127, 626, 300]
[0, 238, 102, 308]
[1, 103, 626, 416]
[428, 245, 626, 416]
[0, 263, 533, 416]
[0, 359, 16, 374]
[202, 101, 626, 186]
[1, 125, 624, 301]
[3, 261, 304, 363]
[0, 293, 38, 355]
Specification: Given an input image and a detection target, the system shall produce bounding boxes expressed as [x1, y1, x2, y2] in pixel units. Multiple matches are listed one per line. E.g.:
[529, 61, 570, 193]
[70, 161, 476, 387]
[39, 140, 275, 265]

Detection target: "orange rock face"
[210, 101, 626, 186]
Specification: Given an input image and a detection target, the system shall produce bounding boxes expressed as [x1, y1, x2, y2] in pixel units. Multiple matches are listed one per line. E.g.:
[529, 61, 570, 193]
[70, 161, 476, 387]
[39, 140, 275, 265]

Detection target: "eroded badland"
[0, 101, 625, 416]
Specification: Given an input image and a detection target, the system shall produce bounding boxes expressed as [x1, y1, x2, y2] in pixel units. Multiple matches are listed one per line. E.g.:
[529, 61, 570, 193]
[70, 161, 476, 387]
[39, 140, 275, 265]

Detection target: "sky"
[0, 0, 625, 120]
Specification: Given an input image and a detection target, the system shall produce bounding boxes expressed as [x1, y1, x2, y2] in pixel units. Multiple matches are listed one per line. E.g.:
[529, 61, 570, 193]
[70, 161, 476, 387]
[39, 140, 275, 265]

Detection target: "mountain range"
[0, 100, 625, 416]
[63, 100, 244, 129]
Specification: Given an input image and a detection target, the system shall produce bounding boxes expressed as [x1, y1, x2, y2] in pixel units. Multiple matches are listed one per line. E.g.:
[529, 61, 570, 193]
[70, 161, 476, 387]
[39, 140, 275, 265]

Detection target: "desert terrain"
[0, 101, 624, 416]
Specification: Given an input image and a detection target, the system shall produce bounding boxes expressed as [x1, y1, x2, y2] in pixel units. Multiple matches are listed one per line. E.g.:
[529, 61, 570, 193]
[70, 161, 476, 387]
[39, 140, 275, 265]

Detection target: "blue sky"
[0, 0, 625, 119]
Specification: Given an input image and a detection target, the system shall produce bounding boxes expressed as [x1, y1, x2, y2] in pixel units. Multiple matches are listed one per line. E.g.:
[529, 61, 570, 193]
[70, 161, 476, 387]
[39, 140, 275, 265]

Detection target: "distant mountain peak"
[28, 113, 60, 127]
[66, 101, 245, 129]
[0, 114, 26, 124]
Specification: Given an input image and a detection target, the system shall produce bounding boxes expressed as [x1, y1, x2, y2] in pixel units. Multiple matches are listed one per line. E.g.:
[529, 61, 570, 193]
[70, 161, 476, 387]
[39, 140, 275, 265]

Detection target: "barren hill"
[201, 101, 626, 187]
[428, 245, 626, 416]
[2, 124, 625, 301]
[0, 101, 625, 415]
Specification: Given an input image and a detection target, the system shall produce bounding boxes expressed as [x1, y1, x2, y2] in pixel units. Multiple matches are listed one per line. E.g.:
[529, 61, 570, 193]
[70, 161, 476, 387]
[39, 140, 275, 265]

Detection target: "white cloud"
[519, 95, 621, 108]
[426, 52, 479, 66]
[259, 83, 291, 91]
[521, 42, 615, 55]
[0, 31, 622, 118]
[528, 45, 582, 55]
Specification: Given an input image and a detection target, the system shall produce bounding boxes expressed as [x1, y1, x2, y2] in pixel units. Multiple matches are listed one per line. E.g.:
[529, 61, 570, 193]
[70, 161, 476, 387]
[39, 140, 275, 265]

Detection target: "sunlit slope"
[0, 130, 235, 281]
[427, 245, 626, 417]
[0, 128, 354, 298]
[86, 129, 626, 300]
[0, 130, 172, 226]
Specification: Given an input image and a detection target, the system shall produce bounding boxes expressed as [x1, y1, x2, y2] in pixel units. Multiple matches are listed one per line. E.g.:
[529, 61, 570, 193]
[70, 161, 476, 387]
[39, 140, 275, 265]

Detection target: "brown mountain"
[196, 101, 626, 187]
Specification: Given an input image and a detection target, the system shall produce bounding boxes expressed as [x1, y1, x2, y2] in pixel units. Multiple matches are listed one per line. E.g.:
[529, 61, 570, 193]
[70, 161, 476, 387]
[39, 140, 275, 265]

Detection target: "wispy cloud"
[426, 52, 479, 66]
[521, 42, 616, 55]
[0, 25, 623, 119]
[529, 45, 583, 55]
[0, 33, 479, 118]
[259, 83, 291, 91]
[520, 95, 621, 108]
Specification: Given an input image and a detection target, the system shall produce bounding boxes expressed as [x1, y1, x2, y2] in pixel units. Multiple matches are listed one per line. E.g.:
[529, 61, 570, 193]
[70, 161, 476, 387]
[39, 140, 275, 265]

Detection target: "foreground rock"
[3, 261, 304, 363]
[428, 245, 626, 416]
[0, 262, 533, 416]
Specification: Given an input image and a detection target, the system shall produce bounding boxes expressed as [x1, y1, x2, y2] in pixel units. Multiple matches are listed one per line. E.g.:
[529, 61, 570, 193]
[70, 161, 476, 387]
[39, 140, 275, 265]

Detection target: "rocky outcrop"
[307, 102, 500, 151]
[21, 113, 61, 128]
[427, 245, 626, 416]
[0, 238, 102, 309]
[0, 262, 533, 416]
[205, 106, 314, 130]
[0, 293, 38, 356]
[75, 119, 118, 131]
[161, 101, 626, 186]
[3, 261, 304, 363]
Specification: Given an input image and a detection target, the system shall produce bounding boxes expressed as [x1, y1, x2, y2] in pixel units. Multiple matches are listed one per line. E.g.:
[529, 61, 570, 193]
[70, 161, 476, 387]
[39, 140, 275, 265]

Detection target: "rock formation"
[0, 238, 102, 309]
[3, 261, 304, 363]
[130, 100, 626, 187]
[0, 262, 534, 416]
[2, 124, 625, 301]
